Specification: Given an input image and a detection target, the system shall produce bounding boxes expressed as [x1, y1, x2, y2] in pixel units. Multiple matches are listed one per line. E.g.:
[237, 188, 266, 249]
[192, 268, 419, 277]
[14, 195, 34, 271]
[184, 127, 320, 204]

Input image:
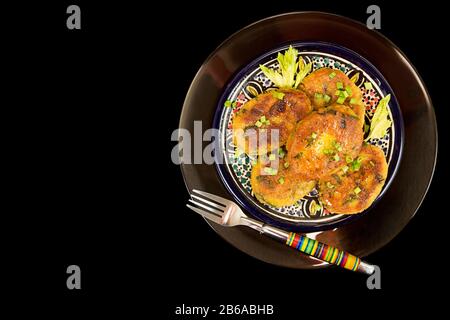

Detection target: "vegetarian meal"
[230, 46, 391, 214]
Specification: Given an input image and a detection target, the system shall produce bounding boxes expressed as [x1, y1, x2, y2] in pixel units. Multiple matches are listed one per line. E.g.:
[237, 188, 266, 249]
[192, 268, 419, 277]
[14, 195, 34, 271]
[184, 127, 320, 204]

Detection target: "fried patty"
[250, 157, 316, 207]
[300, 68, 365, 127]
[318, 144, 388, 214]
[232, 90, 312, 155]
[286, 105, 364, 181]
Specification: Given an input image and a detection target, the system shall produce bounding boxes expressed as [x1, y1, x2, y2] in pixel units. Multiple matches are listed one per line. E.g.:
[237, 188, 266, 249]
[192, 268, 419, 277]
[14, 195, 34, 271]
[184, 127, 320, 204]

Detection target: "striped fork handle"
[286, 232, 367, 272]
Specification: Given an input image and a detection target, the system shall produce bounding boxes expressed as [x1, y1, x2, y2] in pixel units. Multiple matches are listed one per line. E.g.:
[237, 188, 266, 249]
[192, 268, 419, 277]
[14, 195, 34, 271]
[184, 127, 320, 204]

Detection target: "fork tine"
[189, 199, 224, 216]
[186, 204, 223, 224]
[191, 194, 226, 211]
[192, 189, 230, 206]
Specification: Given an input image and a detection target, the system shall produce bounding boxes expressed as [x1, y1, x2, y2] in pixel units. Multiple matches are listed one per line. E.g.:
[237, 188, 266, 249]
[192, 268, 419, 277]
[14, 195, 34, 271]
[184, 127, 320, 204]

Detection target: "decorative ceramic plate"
[180, 12, 437, 269]
[213, 42, 403, 232]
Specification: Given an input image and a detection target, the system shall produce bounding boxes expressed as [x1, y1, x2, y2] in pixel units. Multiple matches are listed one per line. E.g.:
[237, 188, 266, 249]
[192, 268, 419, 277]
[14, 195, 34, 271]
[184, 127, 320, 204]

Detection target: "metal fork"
[187, 189, 375, 275]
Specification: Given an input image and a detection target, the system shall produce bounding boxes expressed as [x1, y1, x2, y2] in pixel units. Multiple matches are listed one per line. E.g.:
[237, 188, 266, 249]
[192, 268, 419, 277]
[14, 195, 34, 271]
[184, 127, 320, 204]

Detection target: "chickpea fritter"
[318, 144, 388, 214]
[232, 90, 312, 155]
[250, 157, 316, 207]
[286, 105, 364, 181]
[300, 68, 365, 127]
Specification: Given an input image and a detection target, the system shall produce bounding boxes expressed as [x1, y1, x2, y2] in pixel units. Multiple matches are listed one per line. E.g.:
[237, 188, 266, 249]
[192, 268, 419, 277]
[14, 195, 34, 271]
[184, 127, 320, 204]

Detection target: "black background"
[6, 0, 449, 316]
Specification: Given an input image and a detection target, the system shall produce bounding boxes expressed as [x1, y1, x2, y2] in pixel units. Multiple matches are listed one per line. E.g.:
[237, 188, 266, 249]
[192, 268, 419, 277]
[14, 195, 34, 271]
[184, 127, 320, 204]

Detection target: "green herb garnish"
[336, 82, 344, 90]
[295, 56, 313, 88]
[350, 157, 362, 171]
[272, 91, 285, 100]
[366, 94, 392, 141]
[256, 115, 271, 127]
[323, 94, 331, 103]
[345, 86, 353, 95]
[364, 82, 373, 90]
[269, 153, 276, 161]
[329, 72, 336, 79]
[278, 177, 285, 184]
[354, 187, 361, 194]
[259, 46, 312, 89]
[336, 96, 346, 104]
[333, 141, 342, 152]
[264, 167, 278, 175]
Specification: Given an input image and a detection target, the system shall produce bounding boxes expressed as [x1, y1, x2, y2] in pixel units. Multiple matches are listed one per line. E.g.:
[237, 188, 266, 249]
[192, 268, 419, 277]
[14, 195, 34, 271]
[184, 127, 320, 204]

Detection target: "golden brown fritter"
[286, 105, 364, 181]
[232, 90, 312, 155]
[300, 68, 365, 127]
[318, 144, 388, 214]
[251, 157, 316, 207]
[279, 89, 312, 121]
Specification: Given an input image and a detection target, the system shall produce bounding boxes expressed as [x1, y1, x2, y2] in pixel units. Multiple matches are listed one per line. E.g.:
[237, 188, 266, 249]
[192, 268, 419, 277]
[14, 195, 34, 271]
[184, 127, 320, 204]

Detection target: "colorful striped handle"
[286, 232, 361, 271]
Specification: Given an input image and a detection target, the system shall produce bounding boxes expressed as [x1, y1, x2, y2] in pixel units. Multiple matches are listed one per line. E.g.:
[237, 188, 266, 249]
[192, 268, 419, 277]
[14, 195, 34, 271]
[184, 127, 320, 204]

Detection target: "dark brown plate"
[179, 12, 437, 269]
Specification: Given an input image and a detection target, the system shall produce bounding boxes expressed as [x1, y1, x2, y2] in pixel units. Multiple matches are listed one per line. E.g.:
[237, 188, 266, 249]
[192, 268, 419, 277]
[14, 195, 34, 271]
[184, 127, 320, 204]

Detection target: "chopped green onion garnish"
[278, 148, 286, 158]
[232, 101, 237, 108]
[333, 154, 340, 161]
[323, 149, 334, 155]
[364, 82, 373, 90]
[315, 92, 323, 100]
[336, 82, 344, 90]
[354, 187, 361, 194]
[323, 94, 331, 103]
[284, 162, 289, 168]
[345, 86, 352, 95]
[269, 153, 276, 161]
[264, 167, 278, 175]
[272, 91, 285, 100]
[255, 120, 262, 128]
[346, 155, 353, 163]
[342, 165, 349, 173]
[350, 98, 357, 104]
[311, 132, 317, 139]
[341, 90, 349, 98]
[333, 141, 342, 151]
[351, 157, 362, 171]
[326, 182, 335, 189]
[224, 100, 232, 107]
[334, 90, 342, 96]
[329, 72, 336, 79]
[278, 177, 285, 184]
[257, 115, 270, 126]
[336, 96, 346, 104]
